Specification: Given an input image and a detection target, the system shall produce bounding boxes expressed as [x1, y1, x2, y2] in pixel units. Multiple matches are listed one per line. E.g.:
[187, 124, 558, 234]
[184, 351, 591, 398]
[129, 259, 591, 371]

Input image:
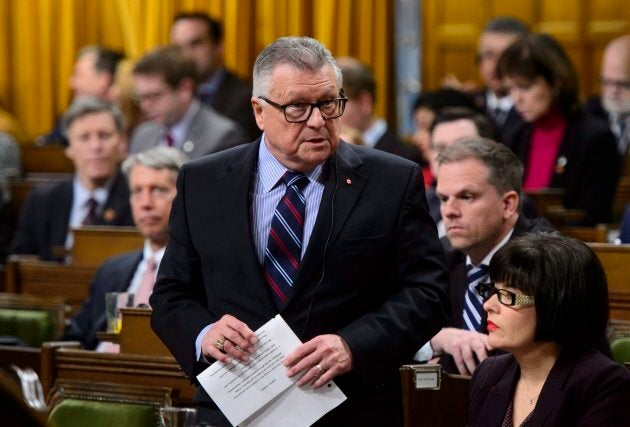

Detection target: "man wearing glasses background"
[413, 137, 553, 376]
[150, 36, 450, 426]
[586, 34, 630, 173]
[129, 45, 248, 159]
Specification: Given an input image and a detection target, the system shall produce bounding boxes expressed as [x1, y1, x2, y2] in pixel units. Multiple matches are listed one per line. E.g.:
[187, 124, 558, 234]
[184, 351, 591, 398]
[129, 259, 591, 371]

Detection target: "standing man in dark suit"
[64, 147, 186, 350]
[414, 137, 553, 375]
[12, 97, 133, 261]
[337, 56, 421, 164]
[586, 34, 630, 173]
[130, 46, 247, 159]
[150, 36, 449, 427]
[471, 17, 529, 144]
[171, 12, 260, 141]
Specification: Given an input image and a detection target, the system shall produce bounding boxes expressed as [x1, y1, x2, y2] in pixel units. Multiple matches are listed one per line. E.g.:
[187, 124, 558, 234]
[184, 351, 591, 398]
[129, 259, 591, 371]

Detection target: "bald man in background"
[586, 35, 630, 173]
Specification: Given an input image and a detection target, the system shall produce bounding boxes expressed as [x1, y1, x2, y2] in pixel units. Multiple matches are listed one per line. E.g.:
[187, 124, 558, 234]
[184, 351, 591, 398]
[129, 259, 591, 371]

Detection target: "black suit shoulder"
[11, 179, 72, 259]
[210, 70, 260, 141]
[374, 128, 421, 164]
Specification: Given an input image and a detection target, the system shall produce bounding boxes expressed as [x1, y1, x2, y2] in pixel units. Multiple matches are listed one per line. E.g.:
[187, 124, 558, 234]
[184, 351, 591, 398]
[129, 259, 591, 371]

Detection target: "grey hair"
[122, 146, 188, 177]
[436, 136, 523, 195]
[252, 36, 342, 97]
[62, 96, 125, 138]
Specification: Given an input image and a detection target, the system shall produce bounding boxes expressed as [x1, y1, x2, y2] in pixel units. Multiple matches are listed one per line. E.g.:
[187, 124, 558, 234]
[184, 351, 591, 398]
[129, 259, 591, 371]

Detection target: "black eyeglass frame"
[475, 282, 535, 307]
[258, 90, 348, 123]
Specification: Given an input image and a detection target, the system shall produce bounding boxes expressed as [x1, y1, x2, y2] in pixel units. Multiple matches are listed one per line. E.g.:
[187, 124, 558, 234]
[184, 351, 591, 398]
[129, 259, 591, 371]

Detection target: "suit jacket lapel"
[217, 140, 277, 312]
[51, 181, 73, 248]
[479, 358, 520, 426]
[289, 142, 366, 302]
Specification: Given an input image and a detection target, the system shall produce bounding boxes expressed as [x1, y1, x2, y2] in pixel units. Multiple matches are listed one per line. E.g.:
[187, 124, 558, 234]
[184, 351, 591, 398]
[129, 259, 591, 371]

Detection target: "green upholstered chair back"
[0, 293, 67, 347]
[611, 337, 630, 364]
[47, 399, 157, 427]
[46, 379, 172, 427]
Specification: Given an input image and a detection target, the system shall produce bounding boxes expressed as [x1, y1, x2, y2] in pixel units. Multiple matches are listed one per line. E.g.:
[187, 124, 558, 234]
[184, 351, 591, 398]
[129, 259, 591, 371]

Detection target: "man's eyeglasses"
[475, 282, 535, 307]
[600, 78, 630, 91]
[258, 90, 348, 123]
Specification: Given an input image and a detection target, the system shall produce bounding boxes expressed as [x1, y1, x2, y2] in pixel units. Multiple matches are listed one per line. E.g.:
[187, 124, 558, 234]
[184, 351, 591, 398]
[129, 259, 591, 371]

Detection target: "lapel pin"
[346, 178, 352, 185]
[554, 156, 567, 174]
[183, 140, 195, 153]
[103, 208, 116, 222]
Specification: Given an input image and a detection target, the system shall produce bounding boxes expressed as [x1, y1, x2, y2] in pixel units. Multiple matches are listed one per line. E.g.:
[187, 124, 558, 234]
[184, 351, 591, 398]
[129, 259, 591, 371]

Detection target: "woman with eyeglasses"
[468, 233, 630, 427]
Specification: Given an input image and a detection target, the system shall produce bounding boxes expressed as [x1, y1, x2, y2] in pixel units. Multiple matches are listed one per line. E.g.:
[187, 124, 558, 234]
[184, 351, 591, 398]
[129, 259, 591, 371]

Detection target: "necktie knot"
[282, 171, 308, 191]
[463, 264, 489, 332]
[82, 197, 99, 225]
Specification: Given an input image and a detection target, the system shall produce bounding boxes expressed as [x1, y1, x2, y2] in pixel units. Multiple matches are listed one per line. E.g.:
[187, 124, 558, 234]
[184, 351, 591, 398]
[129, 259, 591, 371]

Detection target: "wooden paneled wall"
[422, 0, 630, 96]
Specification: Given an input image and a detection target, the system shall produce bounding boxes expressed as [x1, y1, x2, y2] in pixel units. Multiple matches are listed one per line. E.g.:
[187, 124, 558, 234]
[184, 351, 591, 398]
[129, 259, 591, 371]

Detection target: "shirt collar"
[362, 118, 388, 148]
[198, 68, 227, 98]
[257, 134, 325, 192]
[466, 227, 515, 269]
[72, 176, 112, 207]
[142, 240, 166, 266]
[486, 90, 514, 111]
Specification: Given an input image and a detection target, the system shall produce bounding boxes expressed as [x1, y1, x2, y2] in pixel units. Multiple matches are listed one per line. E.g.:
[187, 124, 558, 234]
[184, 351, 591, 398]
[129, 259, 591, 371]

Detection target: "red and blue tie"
[263, 171, 309, 309]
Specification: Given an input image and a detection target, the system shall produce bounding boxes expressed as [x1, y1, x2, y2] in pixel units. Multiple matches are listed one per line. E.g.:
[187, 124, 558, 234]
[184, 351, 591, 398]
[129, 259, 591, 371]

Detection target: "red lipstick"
[487, 320, 498, 332]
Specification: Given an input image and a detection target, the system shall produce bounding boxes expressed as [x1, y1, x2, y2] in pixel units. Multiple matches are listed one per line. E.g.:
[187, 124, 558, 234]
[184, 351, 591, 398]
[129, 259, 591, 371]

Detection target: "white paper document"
[197, 315, 347, 427]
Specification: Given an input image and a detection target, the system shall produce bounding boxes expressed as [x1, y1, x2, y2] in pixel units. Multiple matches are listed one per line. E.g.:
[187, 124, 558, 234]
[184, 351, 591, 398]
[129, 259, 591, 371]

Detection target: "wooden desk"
[71, 226, 143, 268]
[40, 344, 195, 406]
[5, 257, 95, 316]
[589, 243, 630, 320]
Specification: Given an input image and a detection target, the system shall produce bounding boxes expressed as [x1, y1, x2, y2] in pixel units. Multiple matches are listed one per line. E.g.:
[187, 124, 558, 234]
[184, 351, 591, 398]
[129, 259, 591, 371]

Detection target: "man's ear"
[251, 98, 265, 131]
[502, 190, 519, 219]
[357, 91, 374, 116]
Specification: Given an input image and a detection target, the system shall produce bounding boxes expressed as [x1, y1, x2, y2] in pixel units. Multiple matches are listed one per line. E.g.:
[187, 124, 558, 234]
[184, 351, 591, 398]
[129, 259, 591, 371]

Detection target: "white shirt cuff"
[195, 323, 213, 361]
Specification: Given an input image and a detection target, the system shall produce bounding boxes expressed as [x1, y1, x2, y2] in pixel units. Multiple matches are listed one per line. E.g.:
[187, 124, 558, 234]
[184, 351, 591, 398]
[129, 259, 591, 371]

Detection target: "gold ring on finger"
[315, 364, 326, 375]
[215, 338, 226, 352]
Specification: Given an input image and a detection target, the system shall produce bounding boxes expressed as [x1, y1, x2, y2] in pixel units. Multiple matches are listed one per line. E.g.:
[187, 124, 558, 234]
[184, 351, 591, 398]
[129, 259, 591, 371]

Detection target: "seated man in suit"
[170, 12, 260, 141]
[414, 137, 553, 375]
[444, 17, 529, 144]
[586, 35, 630, 172]
[42, 46, 125, 145]
[129, 45, 248, 159]
[64, 146, 187, 350]
[337, 56, 421, 163]
[12, 97, 133, 261]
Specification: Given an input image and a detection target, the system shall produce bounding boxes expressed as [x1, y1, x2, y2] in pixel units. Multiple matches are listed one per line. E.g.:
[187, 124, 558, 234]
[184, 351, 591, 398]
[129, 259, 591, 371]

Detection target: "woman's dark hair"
[496, 33, 580, 115]
[412, 89, 478, 114]
[489, 232, 609, 352]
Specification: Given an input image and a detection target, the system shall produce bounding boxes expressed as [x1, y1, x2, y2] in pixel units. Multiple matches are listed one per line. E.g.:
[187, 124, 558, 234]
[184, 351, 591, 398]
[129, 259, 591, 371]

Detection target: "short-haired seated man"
[415, 137, 554, 375]
[12, 97, 133, 261]
[63, 147, 187, 350]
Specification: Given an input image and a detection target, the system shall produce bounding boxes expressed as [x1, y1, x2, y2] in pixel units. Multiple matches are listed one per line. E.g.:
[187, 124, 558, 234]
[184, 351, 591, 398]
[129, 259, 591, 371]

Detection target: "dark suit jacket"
[129, 100, 249, 159]
[150, 139, 450, 422]
[64, 250, 142, 349]
[203, 70, 261, 142]
[11, 171, 134, 261]
[469, 349, 630, 426]
[586, 95, 630, 174]
[374, 128, 422, 164]
[508, 113, 622, 225]
[472, 90, 525, 145]
[620, 205, 630, 243]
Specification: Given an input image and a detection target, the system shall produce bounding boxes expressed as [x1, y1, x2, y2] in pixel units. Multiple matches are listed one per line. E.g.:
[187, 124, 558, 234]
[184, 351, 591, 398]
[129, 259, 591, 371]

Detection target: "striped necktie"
[263, 171, 309, 309]
[463, 264, 488, 331]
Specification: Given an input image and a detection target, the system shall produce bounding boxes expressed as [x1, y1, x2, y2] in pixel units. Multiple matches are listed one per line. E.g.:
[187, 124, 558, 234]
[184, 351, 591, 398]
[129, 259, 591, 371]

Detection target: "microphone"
[301, 158, 338, 337]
